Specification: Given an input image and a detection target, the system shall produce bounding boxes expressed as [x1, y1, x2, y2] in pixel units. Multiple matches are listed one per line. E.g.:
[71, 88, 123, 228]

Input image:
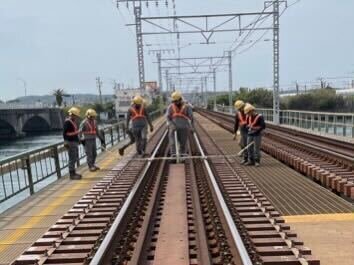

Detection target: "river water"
[0, 133, 63, 160]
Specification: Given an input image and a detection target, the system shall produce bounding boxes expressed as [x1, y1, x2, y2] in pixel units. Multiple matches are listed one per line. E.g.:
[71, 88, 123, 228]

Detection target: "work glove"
[100, 139, 106, 149]
[190, 127, 196, 133]
[80, 139, 85, 146]
[64, 141, 70, 149]
[169, 124, 177, 132]
[150, 126, 154, 133]
[233, 133, 237, 141]
[248, 129, 257, 135]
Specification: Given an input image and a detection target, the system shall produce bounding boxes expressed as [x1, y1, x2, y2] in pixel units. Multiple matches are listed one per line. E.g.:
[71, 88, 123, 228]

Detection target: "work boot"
[240, 159, 248, 165]
[245, 161, 255, 166]
[118, 148, 124, 156]
[89, 167, 97, 172]
[255, 162, 260, 167]
[94, 165, 100, 170]
[70, 170, 82, 180]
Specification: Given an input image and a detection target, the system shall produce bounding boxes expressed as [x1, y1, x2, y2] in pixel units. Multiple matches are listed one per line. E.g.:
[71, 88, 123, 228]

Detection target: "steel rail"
[192, 132, 253, 265]
[89, 129, 168, 265]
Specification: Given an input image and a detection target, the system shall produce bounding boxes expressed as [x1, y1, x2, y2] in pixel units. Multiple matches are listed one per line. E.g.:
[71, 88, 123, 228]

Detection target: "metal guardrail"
[0, 109, 164, 209]
[216, 105, 354, 138]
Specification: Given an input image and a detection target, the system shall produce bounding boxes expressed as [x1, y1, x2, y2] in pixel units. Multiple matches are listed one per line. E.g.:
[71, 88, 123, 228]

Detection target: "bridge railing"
[215, 105, 354, 138]
[0, 109, 164, 212]
[0, 103, 55, 109]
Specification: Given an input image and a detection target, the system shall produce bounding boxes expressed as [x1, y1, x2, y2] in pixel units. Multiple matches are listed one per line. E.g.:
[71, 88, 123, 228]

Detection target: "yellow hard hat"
[68, 107, 80, 117]
[133, 95, 144, 105]
[171, 91, 182, 101]
[86, 108, 97, 118]
[244, 103, 255, 114]
[234, 100, 245, 110]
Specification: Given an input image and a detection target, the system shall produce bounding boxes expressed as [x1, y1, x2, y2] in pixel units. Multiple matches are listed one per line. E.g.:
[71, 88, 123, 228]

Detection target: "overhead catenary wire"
[201, 0, 302, 88]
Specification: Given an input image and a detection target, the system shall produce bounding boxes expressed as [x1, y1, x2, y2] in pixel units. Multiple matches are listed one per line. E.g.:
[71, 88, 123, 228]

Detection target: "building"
[114, 88, 149, 120]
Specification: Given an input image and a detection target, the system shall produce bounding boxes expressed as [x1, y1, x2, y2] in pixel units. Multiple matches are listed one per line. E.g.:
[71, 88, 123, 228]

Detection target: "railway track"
[198, 109, 354, 200]
[12, 116, 321, 265]
[13, 123, 250, 265]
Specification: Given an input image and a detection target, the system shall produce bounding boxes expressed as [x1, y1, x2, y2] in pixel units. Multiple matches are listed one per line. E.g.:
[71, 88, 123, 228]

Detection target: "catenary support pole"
[213, 68, 217, 111]
[273, 0, 280, 124]
[157, 52, 162, 91]
[228, 51, 233, 113]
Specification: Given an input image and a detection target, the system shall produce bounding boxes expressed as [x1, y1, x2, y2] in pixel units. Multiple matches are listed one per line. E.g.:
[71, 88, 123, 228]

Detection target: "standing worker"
[233, 100, 248, 164]
[166, 91, 194, 157]
[123, 95, 153, 157]
[244, 103, 266, 167]
[79, 109, 105, 172]
[63, 107, 82, 180]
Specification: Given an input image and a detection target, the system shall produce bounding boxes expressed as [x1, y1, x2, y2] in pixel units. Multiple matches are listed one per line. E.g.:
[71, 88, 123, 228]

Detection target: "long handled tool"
[174, 130, 180, 163]
[237, 141, 254, 156]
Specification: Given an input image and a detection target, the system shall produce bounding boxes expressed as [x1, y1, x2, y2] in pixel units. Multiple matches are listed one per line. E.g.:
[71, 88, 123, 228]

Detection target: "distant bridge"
[0, 108, 64, 139]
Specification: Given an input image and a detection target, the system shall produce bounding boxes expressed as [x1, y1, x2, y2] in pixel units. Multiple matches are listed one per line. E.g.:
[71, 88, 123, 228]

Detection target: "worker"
[244, 103, 266, 167]
[166, 91, 194, 157]
[124, 95, 153, 157]
[233, 100, 248, 164]
[63, 107, 82, 180]
[79, 109, 105, 172]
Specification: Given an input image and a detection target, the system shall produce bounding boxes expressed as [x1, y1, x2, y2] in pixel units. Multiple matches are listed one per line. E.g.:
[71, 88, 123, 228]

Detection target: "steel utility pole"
[17, 78, 27, 97]
[200, 77, 204, 107]
[273, 0, 280, 124]
[134, 6, 145, 90]
[228, 51, 233, 113]
[96, 77, 103, 105]
[157, 52, 163, 91]
[213, 68, 217, 111]
[204, 76, 208, 107]
[165, 69, 169, 92]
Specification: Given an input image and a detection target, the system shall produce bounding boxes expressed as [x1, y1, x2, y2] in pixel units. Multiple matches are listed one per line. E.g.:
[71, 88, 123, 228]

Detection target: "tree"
[53, 89, 66, 107]
[210, 87, 273, 108]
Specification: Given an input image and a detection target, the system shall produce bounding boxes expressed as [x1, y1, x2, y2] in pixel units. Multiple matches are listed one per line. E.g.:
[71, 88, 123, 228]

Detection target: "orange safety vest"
[83, 120, 97, 135]
[65, 118, 79, 136]
[130, 106, 145, 121]
[247, 114, 262, 129]
[237, 111, 247, 126]
[171, 104, 190, 120]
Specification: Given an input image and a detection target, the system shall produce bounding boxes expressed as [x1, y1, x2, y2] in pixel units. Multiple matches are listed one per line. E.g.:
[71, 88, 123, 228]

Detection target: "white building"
[115, 88, 150, 120]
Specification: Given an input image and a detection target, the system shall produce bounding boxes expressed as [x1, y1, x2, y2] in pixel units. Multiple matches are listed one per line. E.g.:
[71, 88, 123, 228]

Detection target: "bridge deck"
[0, 118, 163, 265]
[196, 113, 354, 265]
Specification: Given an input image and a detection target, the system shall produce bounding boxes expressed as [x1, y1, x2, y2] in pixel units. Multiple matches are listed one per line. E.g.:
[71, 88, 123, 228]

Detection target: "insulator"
[165, 0, 168, 6]
[146, 1, 149, 7]
[156, 1, 158, 7]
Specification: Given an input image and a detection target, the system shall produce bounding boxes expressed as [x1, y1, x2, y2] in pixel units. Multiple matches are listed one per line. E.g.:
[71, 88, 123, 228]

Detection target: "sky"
[0, 0, 353, 101]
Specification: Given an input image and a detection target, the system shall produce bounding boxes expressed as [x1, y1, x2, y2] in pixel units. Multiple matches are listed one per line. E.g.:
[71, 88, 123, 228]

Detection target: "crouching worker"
[233, 100, 248, 164]
[79, 109, 105, 172]
[244, 103, 266, 167]
[167, 91, 194, 157]
[63, 107, 82, 180]
[124, 95, 153, 157]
